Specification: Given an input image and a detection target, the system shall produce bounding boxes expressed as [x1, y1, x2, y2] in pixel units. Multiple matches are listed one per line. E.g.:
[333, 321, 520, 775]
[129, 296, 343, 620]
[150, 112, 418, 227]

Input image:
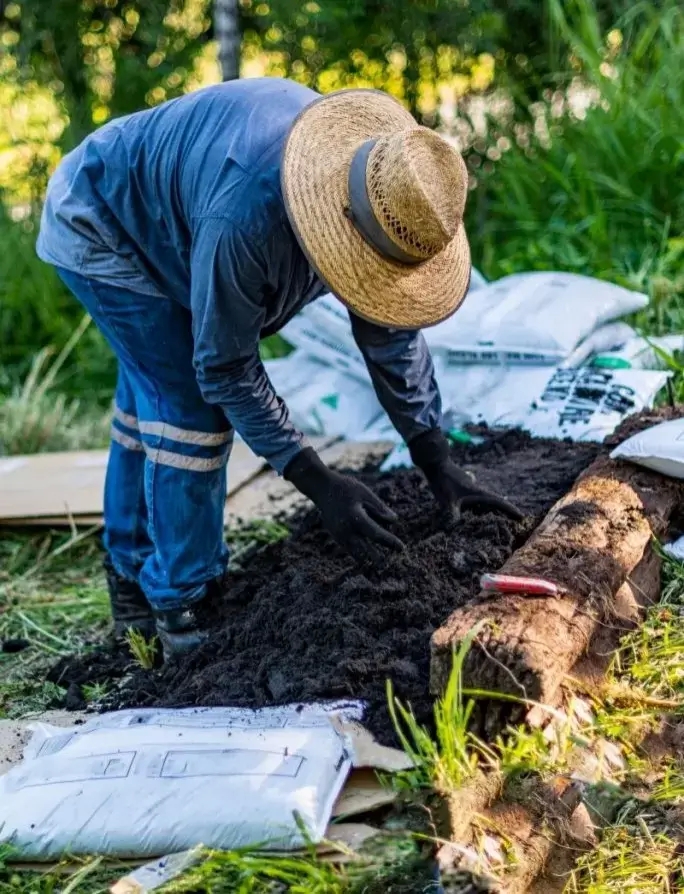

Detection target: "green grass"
[1, 1, 684, 889]
[124, 627, 159, 670]
[470, 0, 684, 336]
[568, 825, 683, 893]
[0, 325, 110, 457]
[0, 526, 108, 717]
[387, 622, 489, 794]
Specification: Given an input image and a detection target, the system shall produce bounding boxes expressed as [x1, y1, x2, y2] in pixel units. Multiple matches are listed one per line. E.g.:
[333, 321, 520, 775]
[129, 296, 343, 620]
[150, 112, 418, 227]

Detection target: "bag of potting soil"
[265, 353, 383, 438]
[281, 270, 489, 380]
[487, 366, 670, 442]
[561, 322, 635, 368]
[469, 266, 487, 292]
[423, 272, 648, 367]
[264, 351, 330, 401]
[280, 293, 369, 382]
[356, 414, 403, 445]
[0, 704, 360, 860]
[591, 334, 684, 370]
[303, 373, 384, 439]
[610, 417, 684, 479]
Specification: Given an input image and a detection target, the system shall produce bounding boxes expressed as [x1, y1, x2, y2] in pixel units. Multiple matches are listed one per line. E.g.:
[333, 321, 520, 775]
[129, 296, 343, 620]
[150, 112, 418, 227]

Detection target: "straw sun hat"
[282, 88, 472, 330]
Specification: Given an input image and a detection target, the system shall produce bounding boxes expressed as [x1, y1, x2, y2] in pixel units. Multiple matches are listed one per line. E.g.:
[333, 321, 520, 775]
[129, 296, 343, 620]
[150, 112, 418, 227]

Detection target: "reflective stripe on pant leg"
[140, 423, 231, 608]
[139, 420, 232, 447]
[113, 405, 140, 431]
[143, 444, 229, 472]
[110, 424, 144, 452]
[138, 419, 233, 473]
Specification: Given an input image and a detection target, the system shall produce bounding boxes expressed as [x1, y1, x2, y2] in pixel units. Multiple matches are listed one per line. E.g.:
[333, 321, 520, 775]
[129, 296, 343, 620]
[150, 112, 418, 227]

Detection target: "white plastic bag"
[0, 704, 359, 860]
[664, 534, 684, 561]
[561, 322, 635, 368]
[591, 334, 684, 370]
[423, 272, 648, 366]
[265, 353, 383, 438]
[304, 372, 384, 439]
[491, 367, 670, 442]
[610, 417, 684, 479]
[469, 267, 488, 292]
[264, 351, 330, 401]
[280, 294, 369, 382]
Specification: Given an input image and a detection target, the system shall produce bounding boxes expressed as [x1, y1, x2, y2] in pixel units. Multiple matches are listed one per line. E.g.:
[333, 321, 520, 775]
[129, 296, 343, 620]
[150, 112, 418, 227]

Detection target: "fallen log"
[479, 776, 584, 894]
[430, 455, 684, 710]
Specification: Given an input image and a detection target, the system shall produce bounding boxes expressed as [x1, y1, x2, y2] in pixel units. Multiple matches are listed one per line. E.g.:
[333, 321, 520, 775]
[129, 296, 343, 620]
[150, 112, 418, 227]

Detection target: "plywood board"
[0, 438, 337, 525]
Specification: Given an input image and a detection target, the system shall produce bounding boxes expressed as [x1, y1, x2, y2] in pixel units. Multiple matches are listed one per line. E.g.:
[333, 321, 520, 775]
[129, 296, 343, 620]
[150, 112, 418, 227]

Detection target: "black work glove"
[409, 428, 523, 524]
[284, 447, 405, 564]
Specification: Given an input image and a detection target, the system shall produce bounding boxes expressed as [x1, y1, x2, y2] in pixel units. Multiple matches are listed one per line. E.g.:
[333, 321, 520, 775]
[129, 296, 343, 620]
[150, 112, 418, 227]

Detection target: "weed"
[387, 623, 489, 794]
[228, 519, 290, 567]
[82, 682, 110, 706]
[124, 628, 158, 671]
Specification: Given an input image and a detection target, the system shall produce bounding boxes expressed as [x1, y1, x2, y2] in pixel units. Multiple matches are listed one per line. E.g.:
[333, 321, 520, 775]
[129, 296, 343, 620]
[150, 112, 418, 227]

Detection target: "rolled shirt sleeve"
[350, 313, 443, 444]
[190, 218, 305, 472]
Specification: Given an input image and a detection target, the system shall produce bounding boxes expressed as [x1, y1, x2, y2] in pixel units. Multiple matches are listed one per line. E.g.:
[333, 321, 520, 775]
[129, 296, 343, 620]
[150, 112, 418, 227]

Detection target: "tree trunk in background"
[214, 0, 240, 81]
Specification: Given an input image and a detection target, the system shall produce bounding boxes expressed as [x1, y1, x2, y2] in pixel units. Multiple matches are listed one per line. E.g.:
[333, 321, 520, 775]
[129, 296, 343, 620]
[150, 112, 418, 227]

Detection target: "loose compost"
[51, 430, 599, 743]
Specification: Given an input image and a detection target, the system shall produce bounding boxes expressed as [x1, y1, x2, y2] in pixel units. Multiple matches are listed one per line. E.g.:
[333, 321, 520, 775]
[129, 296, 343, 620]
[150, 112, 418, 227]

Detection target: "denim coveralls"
[37, 77, 443, 610]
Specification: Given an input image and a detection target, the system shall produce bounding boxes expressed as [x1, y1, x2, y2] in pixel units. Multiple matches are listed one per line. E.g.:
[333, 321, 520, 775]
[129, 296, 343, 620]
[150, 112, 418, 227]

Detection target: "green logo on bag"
[321, 393, 339, 410]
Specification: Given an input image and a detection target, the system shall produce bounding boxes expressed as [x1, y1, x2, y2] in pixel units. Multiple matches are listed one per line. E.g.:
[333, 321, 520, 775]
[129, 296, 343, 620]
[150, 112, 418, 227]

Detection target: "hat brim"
[281, 89, 471, 330]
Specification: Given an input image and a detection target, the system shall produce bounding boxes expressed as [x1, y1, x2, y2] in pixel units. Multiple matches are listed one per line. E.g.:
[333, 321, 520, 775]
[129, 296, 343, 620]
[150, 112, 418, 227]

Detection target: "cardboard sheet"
[0, 438, 337, 526]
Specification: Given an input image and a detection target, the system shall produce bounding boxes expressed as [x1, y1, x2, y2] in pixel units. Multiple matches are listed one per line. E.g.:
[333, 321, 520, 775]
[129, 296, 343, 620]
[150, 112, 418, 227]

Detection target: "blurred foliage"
[469, 0, 684, 332]
[0, 0, 212, 154]
[239, 0, 633, 121]
[0, 0, 681, 408]
[0, 200, 115, 393]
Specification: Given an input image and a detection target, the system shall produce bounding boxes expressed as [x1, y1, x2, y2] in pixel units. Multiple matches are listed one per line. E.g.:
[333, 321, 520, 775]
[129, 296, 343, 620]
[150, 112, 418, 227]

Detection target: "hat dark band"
[347, 139, 422, 266]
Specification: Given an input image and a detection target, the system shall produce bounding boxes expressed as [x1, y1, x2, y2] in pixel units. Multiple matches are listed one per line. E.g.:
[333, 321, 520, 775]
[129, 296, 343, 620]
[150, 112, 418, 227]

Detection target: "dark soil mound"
[51, 430, 599, 744]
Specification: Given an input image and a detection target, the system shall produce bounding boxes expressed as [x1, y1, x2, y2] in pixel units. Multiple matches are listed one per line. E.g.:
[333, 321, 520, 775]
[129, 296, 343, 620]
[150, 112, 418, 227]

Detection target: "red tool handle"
[480, 573, 559, 597]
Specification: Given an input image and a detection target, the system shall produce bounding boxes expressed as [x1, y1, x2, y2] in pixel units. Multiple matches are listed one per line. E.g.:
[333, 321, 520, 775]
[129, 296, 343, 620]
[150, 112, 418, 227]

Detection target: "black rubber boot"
[152, 574, 228, 661]
[104, 556, 156, 639]
[153, 600, 210, 661]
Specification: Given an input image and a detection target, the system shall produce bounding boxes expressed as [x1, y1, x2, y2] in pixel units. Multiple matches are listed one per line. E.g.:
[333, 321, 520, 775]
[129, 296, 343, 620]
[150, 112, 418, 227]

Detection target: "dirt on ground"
[49, 429, 600, 744]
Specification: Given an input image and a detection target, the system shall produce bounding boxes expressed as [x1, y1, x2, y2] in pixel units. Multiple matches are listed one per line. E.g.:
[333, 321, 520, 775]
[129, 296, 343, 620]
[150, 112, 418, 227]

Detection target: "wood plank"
[0, 438, 337, 525]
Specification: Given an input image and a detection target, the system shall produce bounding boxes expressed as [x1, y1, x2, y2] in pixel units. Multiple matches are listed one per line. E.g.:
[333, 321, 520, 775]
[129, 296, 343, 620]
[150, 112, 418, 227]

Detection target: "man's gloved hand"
[409, 428, 523, 524]
[284, 447, 405, 564]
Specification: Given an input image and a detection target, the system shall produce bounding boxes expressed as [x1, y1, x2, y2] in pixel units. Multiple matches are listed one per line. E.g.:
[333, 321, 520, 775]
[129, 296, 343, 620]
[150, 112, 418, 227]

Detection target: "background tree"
[238, 0, 632, 122]
[214, 0, 241, 80]
[0, 0, 213, 150]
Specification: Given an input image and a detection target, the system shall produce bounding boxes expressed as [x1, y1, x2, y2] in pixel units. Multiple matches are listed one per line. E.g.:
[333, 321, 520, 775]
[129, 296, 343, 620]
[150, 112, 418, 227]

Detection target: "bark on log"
[430, 456, 684, 708]
[437, 770, 504, 844]
[483, 777, 584, 894]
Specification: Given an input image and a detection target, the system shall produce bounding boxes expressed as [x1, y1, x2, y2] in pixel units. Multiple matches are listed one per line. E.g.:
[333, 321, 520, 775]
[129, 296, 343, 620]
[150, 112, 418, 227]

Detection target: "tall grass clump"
[0, 317, 110, 455]
[387, 624, 489, 794]
[0, 197, 116, 400]
[470, 0, 684, 333]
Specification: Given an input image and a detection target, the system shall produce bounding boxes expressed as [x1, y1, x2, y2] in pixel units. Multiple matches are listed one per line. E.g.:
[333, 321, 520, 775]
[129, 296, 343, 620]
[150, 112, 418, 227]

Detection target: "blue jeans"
[57, 269, 231, 611]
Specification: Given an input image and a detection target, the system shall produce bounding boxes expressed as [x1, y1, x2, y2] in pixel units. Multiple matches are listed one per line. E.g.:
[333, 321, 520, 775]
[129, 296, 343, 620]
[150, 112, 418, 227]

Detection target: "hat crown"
[365, 127, 468, 262]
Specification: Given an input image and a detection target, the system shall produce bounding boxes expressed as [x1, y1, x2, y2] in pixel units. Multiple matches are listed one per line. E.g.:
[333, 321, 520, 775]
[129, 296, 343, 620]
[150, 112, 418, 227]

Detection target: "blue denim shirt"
[37, 77, 442, 472]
